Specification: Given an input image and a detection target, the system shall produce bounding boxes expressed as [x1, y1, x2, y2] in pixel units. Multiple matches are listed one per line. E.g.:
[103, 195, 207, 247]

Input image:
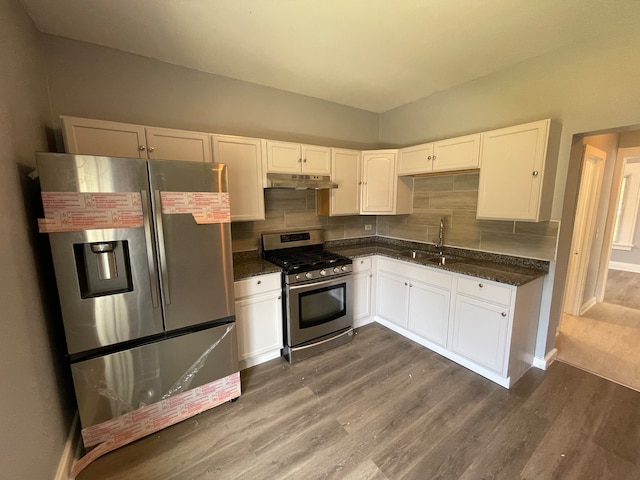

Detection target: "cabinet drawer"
[234, 273, 281, 299]
[456, 276, 512, 306]
[352, 256, 372, 272]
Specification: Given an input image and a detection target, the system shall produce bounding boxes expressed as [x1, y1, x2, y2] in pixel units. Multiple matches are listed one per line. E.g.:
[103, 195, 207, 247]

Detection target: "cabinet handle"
[427, 155, 432, 160]
[433, 155, 437, 160]
[148, 146, 155, 153]
[369, 274, 373, 278]
[303, 158, 307, 163]
[501, 312, 507, 317]
[409, 283, 413, 288]
[257, 280, 261, 285]
[278, 295, 281, 300]
[360, 260, 364, 264]
[532, 170, 539, 177]
[478, 283, 484, 288]
[298, 158, 302, 163]
[139, 145, 146, 151]
[404, 282, 408, 286]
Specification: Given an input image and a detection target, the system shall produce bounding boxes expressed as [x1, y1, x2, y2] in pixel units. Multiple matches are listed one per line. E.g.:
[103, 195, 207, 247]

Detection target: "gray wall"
[0, 1, 72, 478]
[379, 27, 640, 359]
[42, 35, 381, 150]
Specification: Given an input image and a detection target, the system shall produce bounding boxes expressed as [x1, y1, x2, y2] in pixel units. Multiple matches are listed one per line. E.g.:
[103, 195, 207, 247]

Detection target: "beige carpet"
[556, 302, 640, 392]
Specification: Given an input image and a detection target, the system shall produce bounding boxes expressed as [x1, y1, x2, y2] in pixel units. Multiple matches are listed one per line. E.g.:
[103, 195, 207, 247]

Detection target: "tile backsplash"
[376, 173, 558, 260]
[231, 173, 559, 260]
[230, 189, 375, 251]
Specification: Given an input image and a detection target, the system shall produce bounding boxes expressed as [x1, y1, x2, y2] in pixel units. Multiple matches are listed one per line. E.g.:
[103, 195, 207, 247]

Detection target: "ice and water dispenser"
[74, 240, 133, 298]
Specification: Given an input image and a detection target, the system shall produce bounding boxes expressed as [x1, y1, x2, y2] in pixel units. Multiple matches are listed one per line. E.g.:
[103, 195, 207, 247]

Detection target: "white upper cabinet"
[61, 116, 147, 158]
[477, 119, 553, 222]
[61, 116, 211, 163]
[317, 148, 361, 216]
[265, 140, 331, 175]
[398, 133, 481, 175]
[144, 127, 211, 162]
[212, 134, 265, 222]
[361, 150, 413, 214]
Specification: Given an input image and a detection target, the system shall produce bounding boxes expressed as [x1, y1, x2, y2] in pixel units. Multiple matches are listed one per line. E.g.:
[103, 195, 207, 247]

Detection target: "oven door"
[286, 274, 353, 347]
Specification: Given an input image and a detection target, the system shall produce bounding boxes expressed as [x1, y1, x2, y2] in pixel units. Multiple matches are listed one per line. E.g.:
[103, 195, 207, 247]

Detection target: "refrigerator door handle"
[154, 189, 171, 306]
[141, 191, 160, 308]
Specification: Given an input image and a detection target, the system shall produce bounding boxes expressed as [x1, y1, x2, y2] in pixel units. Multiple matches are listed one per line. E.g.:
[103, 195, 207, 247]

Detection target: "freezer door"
[37, 153, 163, 355]
[71, 322, 239, 430]
[148, 160, 235, 331]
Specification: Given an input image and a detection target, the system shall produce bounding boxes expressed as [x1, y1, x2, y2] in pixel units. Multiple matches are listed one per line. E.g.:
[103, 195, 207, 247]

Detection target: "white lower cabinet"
[407, 278, 451, 348]
[451, 294, 509, 374]
[352, 256, 375, 327]
[373, 256, 544, 388]
[376, 258, 452, 348]
[234, 273, 283, 370]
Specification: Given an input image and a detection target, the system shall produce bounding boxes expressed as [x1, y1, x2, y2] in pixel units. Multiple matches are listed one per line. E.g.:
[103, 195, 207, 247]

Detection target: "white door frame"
[563, 144, 607, 315]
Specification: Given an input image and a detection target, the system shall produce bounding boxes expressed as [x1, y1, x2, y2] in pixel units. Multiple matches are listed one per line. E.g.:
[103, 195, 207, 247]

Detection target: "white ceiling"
[20, 0, 640, 113]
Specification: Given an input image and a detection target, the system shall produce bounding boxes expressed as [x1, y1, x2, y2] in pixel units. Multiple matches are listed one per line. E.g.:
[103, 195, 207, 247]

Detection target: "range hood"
[266, 173, 338, 190]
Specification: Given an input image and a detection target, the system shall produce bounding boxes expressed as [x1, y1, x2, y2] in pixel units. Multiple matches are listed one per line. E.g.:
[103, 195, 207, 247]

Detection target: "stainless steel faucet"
[437, 218, 444, 254]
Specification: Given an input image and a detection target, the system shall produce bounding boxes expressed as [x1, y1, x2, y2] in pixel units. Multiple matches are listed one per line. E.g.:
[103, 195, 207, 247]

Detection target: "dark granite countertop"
[232, 251, 281, 281]
[232, 237, 549, 286]
[325, 237, 549, 287]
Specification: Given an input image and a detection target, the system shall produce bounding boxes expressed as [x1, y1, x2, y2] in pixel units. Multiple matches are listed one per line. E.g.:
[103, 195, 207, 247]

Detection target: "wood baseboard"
[54, 413, 81, 480]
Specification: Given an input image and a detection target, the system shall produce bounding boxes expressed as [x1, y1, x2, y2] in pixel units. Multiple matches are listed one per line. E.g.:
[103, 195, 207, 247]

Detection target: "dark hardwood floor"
[77, 323, 640, 480]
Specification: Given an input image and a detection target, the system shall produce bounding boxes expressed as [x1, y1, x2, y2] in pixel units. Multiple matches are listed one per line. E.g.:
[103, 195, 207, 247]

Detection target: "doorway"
[556, 129, 640, 392]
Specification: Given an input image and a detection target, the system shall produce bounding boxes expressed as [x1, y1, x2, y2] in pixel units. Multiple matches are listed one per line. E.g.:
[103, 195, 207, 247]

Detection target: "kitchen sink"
[424, 255, 461, 266]
[401, 250, 432, 260]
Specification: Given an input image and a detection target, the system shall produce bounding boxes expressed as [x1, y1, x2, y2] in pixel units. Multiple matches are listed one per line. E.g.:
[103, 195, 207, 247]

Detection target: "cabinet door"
[354, 270, 373, 322]
[361, 151, 397, 213]
[212, 135, 265, 222]
[235, 290, 283, 362]
[145, 127, 211, 162]
[376, 270, 409, 327]
[302, 145, 331, 175]
[329, 148, 361, 215]
[451, 295, 509, 374]
[407, 280, 451, 347]
[433, 133, 481, 172]
[398, 143, 433, 175]
[61, 116, 147, 158]
[477, 119, 550, 221]
[266, 140, 302, 173]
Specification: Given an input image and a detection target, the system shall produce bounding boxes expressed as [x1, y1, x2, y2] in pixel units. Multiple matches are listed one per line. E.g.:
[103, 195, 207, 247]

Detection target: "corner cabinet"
[234, 273, 283, 370]
[265, 140, 331, 175]
[361, 150, 413, 214]
[61, 116, 212, 162]
[212, 135, 265, 222]
[398, 133, 481, 175]
[476, 119, 554, 222]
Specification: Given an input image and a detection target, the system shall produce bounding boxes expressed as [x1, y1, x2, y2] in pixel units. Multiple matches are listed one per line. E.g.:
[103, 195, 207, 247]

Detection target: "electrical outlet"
[364, 224, 372, 231]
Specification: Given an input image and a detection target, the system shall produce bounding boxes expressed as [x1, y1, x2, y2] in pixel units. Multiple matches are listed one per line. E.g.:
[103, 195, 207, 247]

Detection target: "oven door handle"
[288, 275, 352, 291]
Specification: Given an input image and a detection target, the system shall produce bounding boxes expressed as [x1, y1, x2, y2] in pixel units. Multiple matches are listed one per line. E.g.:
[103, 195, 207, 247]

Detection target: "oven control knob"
[305, 272, 313, 279]
[333, 267, 340, 273]
[320, 269, 327, 276]
[296, 274, 303, 281]
[341, 265, 348, 272]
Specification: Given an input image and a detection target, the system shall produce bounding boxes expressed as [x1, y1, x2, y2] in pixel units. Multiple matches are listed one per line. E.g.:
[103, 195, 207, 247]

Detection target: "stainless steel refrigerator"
[36, 152, 239, 435]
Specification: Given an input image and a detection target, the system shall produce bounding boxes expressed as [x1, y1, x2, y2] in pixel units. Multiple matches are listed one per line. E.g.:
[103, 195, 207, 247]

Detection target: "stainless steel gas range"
[261, 230, 353, 362]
